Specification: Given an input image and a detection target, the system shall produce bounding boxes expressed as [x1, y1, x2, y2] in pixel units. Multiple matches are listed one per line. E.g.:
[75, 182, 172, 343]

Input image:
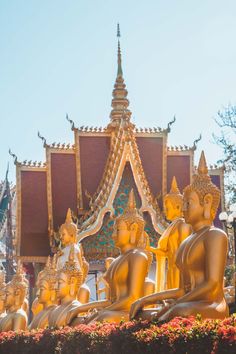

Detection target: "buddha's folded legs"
[159, 299, 229, 321]
[87, 310, 129, 323]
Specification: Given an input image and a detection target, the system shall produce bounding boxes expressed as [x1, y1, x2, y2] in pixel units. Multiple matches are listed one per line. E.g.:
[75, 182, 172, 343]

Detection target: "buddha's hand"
[130, 298, 144, 320]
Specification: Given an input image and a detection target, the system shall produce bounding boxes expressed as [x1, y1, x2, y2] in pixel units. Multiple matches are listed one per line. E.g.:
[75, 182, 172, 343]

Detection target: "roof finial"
[117, 23, 123, 77]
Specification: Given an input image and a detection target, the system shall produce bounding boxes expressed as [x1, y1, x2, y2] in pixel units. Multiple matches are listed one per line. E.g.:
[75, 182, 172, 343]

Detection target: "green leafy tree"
[214, 104, 236, 203]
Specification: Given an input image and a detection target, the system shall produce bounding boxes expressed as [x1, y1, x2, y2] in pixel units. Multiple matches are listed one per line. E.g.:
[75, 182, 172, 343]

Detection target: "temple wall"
[136, 137, 163, 196]
[79, 136, 110, 209]
[51, 153, 77, 229]
[20, 170, 50, 256]
[167, 155, 191, 193]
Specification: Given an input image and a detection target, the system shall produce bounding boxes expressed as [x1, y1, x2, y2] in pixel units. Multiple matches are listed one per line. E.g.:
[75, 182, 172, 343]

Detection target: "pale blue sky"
[1, 0, 236, 181]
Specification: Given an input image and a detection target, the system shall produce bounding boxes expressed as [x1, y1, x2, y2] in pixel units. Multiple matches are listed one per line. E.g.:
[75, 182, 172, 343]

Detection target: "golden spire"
[198, 151, 208, 175]
[117, 23, 123, 77]
[170, 176, 181, 194]
[108, 24, 131, 128]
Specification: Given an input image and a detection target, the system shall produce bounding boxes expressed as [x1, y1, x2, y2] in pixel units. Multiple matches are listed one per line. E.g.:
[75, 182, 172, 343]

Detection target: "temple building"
[10, 30, 224, 282]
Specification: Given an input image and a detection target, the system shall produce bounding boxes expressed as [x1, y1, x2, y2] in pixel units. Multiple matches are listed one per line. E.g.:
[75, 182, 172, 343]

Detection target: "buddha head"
[183, 151, 220, 227]
[38, 255, 57, 306]
[57, 245, 83, 301]
[36, 256, 51, 289]
[0, 270, 6, 313]
[5, 261, 28, 311]
[163, 176, 183, 221]
[59, 208, 78, 247]
[113, 189, 145, 249]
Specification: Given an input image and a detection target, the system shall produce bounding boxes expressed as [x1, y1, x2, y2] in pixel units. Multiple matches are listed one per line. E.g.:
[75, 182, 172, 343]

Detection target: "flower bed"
[0, 315, 235, 354]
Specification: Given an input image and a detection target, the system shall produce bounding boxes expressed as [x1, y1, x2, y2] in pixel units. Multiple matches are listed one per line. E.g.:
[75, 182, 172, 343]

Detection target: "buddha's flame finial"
[127, 189, 136, 209]
[65, 208, 73, 224]
[198, 151, 208, 175]
[170, 176, 180, 194]
[117, 23, 123, 77]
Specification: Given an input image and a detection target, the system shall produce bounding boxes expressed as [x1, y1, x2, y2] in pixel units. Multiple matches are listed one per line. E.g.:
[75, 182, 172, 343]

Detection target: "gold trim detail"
[74, 129, 83, 211]
[16, 164, 22, 256]
[162, 134, 168, 198]
[46, 147, 53, 243]
[16, 256, 48, 263]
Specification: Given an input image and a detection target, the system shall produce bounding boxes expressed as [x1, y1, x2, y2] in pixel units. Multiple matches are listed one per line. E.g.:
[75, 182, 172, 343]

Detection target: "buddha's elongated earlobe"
[203, 193, 213, 220]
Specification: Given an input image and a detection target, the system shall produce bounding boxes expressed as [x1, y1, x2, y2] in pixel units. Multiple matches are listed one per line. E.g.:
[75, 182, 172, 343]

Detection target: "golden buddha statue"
[148, 176, 192, 291]
[0, 270, 6, 320]
[77, 255, 90, 304]
[57, 208, 90, 303]
[68, 190, 149, 324]
[0, 261, 28, 332]
[48, 245, 83, 328]
[57, 208, 83, 270]
[29, 256, 57, 329]
[130, 151, 229, 321]
[96, 257, 114, 300]
[138, 233, 155, 299]
[31, 257, 52, 317]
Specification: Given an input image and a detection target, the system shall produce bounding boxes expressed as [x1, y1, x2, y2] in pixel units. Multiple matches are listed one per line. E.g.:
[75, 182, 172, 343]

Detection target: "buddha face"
[112, 220, 130, 248]
[57, 272, 78, 300]
[60, 227, 75, 247]
[5, 285, 16, 309]
[38, 279, 51, 305]
[164, 198, 182, 221]
[57, 272, 70, 299]
[183, 190, 204, 225]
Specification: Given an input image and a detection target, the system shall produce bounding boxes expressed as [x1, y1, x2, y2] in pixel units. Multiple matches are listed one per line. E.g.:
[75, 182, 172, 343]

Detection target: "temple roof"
[78, 115, 167, 240]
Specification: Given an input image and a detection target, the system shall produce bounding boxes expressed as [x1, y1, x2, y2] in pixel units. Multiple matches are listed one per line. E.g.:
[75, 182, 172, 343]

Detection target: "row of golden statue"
[0, 151, 230, 331]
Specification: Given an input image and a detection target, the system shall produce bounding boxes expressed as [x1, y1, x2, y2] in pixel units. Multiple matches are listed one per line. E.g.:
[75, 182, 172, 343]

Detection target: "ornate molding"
[16, 256, 48, 263]
[46, 147, 53, 244]
[74, 130, 83, 211]
[162, 134, 167, 198]
[134, 127, 167, 135]
[16, 164, 21, 256]
[46, 144, 75, 152]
